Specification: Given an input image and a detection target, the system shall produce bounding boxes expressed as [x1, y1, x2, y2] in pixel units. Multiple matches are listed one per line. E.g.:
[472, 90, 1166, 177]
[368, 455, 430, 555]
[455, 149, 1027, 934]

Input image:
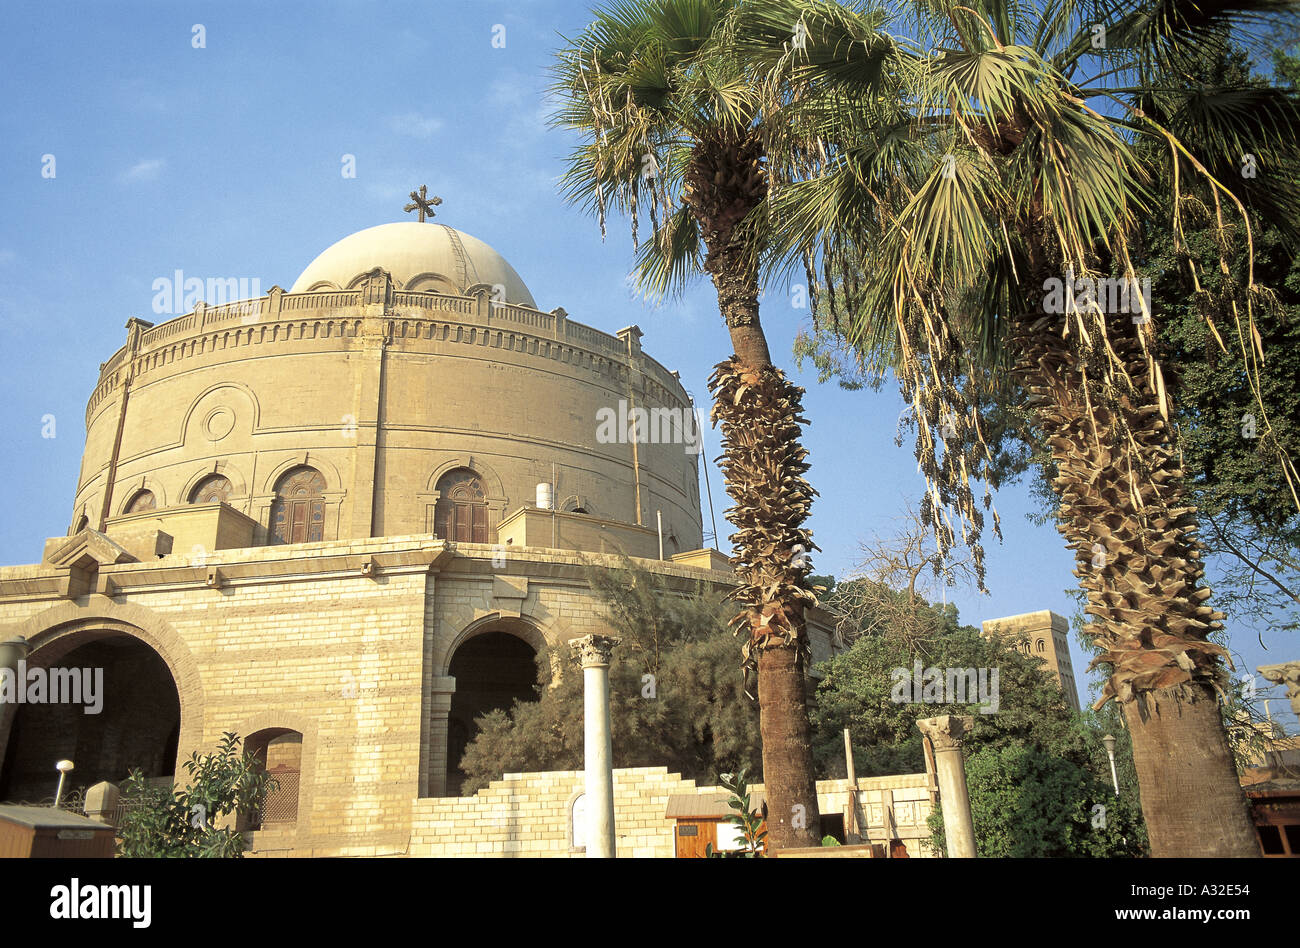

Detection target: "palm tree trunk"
[689, 132, 821, 851]
[1009, 293, 1259, 857]
[710, 285, 822, 852]
[1124, 682, 1259, 856]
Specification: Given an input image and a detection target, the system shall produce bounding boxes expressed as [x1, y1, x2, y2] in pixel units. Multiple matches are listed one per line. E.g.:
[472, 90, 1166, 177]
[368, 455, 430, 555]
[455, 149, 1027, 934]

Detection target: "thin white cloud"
[121, 159, 165, 182]
[388, 112, 443, 139]
[0, 250, 16, 265]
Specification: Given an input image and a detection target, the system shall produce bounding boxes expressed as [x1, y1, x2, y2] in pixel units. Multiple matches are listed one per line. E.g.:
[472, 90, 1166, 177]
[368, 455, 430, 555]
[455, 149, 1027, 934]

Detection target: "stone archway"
[443, 619, 542, 796]
[0, 631, 181, 802]
[0, 602, 205, 805]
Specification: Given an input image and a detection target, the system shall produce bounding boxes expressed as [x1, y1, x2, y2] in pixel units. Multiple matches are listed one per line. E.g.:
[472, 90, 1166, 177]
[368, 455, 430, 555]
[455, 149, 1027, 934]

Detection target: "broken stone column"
[571, 633, 620, 858]
[917, 714, 977, 858]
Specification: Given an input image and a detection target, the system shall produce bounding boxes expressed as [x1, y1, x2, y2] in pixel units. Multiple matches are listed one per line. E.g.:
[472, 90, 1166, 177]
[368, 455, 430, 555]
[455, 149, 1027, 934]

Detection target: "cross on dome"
[404, 185, 442, 223]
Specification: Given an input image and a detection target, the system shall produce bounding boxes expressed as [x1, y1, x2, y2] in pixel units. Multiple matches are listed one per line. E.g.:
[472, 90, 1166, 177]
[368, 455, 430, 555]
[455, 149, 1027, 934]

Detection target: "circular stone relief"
[203, 407, 236, 441]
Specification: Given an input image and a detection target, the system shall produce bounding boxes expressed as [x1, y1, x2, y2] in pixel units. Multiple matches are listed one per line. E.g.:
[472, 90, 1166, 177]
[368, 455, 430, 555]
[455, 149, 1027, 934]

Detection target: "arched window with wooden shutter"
[434, 468, 489, 543]
[270, 467, 327, 544]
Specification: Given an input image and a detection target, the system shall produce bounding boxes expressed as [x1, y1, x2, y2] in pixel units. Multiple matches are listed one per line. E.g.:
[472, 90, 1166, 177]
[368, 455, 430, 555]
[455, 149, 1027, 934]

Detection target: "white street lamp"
[53, 759, 75, 808]
[1101, 734, 1119, 796]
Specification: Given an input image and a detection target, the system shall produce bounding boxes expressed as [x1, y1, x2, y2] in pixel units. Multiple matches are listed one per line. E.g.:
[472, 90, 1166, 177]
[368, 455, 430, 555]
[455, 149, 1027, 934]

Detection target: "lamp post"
[1102, 734, 1119, 796]
[54, 759, 75, 808]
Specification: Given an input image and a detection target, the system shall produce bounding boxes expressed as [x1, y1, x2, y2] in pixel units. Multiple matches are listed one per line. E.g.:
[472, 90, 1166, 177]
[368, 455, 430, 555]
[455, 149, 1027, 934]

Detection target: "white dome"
[289, 221, 537, 307]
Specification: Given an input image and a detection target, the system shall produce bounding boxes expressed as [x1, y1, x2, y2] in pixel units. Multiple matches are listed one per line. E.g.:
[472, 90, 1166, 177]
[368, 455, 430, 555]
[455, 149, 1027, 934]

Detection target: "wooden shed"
[0, 805, 117, 859]
[665, 793, 769, 858]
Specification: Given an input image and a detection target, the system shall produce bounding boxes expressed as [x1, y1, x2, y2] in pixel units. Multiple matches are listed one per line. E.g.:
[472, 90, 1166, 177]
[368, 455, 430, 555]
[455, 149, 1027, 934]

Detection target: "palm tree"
[551, 0, 906, 849]
[748, 0, 1300, 856]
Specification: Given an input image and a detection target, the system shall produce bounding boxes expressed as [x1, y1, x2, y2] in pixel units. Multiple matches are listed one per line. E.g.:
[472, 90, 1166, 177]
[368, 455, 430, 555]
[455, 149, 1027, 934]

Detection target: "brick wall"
[0, 537, 846, 857]
[408, 766, 937, 858]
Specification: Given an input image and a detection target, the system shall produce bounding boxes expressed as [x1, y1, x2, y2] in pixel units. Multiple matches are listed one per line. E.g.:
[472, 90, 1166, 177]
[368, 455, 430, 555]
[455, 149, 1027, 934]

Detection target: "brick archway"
[1, 602, 202, 801]
[443, 619, 543, 796]
[5, 599, 204, 768]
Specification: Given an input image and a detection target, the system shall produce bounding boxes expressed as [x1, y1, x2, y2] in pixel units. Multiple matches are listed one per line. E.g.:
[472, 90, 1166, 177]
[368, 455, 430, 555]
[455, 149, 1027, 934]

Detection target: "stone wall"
[74, 289, 702, 549]
[405, 766, 936, 858]
[1, 536, 823, 857]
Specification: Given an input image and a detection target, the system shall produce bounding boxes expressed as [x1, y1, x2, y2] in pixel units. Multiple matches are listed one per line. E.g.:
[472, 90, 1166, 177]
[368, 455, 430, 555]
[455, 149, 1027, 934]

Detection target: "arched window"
[124, 490, 156, 514]
[189, 474, 233, 504]
[242, 729, 303, 831]
[570, 793, 588, 851]
[270, 467, 326, 544]
[561, 496, 593, 516]
[434, 468, 489, 543]
[1036, 639, 1046, 653]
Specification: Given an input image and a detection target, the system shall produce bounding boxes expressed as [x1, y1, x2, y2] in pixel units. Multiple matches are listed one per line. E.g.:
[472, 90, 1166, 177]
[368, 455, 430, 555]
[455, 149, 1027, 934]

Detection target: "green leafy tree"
[813, 584, 1149, 856]
[117, 732, 276, 858]
[458, 557, 763, 794]
[1141, 43, 1300, 635]
[744, 0, 1300, 856]
[811, 623, 1092, 779]
[927, 743, 1148, 857]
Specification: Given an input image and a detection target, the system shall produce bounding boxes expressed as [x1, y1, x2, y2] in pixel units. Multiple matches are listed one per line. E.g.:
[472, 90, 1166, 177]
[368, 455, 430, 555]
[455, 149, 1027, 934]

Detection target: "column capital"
[429, 675, 457, 696]
[916, 714, 975, 752]
[570, 634, 621, 669]
[1258, 661, 1300, 715]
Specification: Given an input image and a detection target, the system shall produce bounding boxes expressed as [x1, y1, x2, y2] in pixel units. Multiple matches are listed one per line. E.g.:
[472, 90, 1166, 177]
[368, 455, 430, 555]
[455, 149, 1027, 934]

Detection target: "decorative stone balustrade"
[85, 289, 687, 428]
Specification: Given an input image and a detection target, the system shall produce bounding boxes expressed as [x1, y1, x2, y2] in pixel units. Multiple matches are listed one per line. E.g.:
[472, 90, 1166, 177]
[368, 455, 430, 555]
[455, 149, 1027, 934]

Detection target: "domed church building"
[0, 212, 838, 856]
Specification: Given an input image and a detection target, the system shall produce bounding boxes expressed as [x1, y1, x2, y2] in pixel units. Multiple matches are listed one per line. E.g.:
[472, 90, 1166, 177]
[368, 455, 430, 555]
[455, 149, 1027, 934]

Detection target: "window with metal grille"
[259, 766, 300, 826]
[270, 467, 326, 544]
[434, 468, 489, 543]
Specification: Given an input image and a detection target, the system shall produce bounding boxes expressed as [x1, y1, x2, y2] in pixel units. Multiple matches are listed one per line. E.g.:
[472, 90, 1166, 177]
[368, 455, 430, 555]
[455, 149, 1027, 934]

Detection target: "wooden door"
[674, 820, 717, 858]
[435, 469, 489, 542]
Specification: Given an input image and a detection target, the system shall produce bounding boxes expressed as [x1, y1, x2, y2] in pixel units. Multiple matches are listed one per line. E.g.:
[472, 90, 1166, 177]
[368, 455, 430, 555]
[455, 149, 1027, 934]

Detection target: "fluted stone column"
[917, 714, 977, 858]
[1258, 661, 1300, 717]
[571, 634, 620, 858]
[0, 636, 29, 778]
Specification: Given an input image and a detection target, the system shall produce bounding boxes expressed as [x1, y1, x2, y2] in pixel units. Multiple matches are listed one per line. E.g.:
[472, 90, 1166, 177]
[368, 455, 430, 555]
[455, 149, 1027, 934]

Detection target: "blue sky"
[0, 0, 1293, 726]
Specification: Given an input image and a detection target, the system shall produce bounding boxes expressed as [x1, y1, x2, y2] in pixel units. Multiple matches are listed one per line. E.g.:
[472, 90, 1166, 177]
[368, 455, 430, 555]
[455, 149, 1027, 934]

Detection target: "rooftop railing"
[89, 288, 686, 413]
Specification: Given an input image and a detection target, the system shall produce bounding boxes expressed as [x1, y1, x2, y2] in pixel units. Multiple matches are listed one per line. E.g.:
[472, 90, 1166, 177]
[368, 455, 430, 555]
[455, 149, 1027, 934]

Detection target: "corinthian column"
[916, 714, 977, 858]
[571, 633, 620, 858]
[1258, 662, 1300, 717]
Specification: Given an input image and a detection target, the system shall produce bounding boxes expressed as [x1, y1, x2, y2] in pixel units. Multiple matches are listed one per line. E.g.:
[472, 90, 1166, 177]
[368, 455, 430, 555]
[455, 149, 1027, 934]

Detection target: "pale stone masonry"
[981, 610, 1081, 711]
[0, 220, 840, 857]
[406, 767, 937, 858]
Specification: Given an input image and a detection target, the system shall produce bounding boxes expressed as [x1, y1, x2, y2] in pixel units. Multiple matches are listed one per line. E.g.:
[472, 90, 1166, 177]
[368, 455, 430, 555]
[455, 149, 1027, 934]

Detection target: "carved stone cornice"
[1258, 661, 1300, 715]
[916, 714, 975, 752]
[570, 634, 620, 669]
